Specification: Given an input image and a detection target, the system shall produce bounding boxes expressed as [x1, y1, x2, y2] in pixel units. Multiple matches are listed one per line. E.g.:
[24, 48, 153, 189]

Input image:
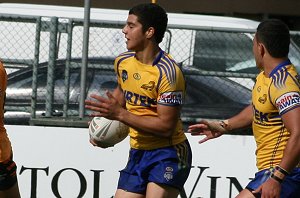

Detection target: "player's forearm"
[270, 133, 300, 184]
[279, 133, 300, 173]
[117, 109, 176, 137]
[227, 105, 253, 132]
[279, 108, 300, 173]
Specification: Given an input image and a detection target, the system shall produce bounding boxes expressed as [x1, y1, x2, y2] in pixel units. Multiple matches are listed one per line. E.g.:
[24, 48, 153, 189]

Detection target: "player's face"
[122, 14, 146, 51]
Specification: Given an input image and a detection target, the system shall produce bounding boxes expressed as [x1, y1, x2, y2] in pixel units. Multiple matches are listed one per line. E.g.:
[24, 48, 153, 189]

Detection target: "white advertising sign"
[6, 125, 257, 198]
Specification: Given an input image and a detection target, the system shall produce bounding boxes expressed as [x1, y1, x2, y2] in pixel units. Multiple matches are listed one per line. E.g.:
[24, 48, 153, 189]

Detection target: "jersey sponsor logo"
[121, 70, 128, 82]
[123, 90, 157, 107]
[253, 105, 269, 122]
[253, 105, 281, 125]
[276, 92, 300, 114]
[158, 91, 183, 105]
[141, 81, 155, 91]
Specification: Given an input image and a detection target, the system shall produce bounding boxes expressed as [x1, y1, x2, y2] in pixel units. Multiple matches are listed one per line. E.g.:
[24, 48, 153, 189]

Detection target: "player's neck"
[135, 44, 161, 65]
[263, 56, 289, 77]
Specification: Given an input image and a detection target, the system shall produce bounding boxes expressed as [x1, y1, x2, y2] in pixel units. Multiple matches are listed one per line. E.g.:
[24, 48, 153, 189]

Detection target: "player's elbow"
[160, 125, 177, 138]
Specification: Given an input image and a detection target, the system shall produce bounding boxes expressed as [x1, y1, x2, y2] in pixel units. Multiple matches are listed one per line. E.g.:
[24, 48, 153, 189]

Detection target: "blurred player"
[85, 3, 192, 198]
[0, 61, 21, 198]
[189, 19, 300, 198]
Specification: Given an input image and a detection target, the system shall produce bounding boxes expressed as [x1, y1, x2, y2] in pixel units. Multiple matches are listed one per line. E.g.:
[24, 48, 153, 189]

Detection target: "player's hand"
[188, 120, 227, 144]
[252, 177, 281, 198]
[85, 91, 124, 120]
[89, 137, 109, 148]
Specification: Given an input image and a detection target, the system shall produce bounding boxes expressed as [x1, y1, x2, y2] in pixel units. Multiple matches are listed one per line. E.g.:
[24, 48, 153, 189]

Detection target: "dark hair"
[256, 19, 290, 58]
[129, 3, 168, 44]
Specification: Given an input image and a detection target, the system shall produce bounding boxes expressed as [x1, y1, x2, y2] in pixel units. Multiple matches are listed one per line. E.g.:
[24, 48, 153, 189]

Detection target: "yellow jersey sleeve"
[156, 53, 185, 106]
[270, 65, 300, 115]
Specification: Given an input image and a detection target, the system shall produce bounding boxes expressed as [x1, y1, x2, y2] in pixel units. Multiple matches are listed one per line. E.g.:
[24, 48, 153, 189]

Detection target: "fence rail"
[1, 14, 300, 128]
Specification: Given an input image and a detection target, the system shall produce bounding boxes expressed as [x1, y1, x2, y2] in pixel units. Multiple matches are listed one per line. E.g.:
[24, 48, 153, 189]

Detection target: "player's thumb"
[106, 90, 114, 99]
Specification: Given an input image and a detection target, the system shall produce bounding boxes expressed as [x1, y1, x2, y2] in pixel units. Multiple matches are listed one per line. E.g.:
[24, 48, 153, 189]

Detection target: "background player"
[0, 60, 21, 198]
[189, 19, 300, 198]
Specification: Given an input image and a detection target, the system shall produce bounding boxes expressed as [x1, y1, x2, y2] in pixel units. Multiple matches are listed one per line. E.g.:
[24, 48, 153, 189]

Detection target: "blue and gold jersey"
[252, 60, 300, 170]
[0, 61, 12, 162]
[114, 50, 187, 150]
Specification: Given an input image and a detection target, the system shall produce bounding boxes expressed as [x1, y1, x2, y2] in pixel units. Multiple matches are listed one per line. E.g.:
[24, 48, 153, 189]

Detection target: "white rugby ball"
[89, 117, 129, 148]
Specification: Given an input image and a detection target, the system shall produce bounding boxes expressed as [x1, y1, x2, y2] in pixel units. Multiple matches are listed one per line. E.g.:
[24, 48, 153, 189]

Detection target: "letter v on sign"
[187, 166, 209, 198]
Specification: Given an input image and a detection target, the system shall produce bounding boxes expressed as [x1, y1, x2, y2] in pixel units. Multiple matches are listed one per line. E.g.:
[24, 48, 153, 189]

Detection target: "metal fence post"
[79, 0, 91, 119]
[45, 17, 58, 117]
[63, 19, 74, 117]
[30, 17, 41, 120]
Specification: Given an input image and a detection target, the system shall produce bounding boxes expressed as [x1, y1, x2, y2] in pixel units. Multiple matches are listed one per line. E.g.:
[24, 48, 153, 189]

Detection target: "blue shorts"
[246, 167, 300, 198]
[0, 155, 18, 190]
[117, 140, 192, 194]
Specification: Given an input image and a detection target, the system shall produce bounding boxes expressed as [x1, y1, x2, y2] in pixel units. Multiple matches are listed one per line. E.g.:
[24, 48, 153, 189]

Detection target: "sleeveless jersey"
[114, 50, 187, 150]
[0, 61, 12, 162]
[252, 60, 300, 170]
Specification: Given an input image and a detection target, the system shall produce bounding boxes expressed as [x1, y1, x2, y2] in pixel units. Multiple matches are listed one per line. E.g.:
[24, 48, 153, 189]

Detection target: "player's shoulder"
[157, 51, 180, 68]
[161, 51, 176, 62]
[115, 51, 135, 62]
[0, 60, 5, 74]
[270, 63, 299, 83]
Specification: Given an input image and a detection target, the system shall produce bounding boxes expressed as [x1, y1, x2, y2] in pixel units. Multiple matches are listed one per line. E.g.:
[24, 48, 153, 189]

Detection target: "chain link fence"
[1, 14, 300, 128]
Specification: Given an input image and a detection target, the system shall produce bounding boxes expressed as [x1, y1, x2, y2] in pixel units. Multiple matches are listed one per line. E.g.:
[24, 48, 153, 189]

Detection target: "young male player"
[85, 3, 192, 198]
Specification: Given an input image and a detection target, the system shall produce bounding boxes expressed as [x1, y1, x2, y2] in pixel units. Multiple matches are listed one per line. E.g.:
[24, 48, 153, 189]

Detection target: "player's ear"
[258, 42, 265, 57]
[145, 27, 155, 39]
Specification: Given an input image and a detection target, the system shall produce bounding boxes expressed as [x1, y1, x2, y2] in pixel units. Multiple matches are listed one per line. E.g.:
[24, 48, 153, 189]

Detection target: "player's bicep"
[281, 107, 300, 135]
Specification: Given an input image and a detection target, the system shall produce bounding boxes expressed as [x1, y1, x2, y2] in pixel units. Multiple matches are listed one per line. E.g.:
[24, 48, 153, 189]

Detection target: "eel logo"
[141, 81, 155, 91]
[258, 94, 267, 104]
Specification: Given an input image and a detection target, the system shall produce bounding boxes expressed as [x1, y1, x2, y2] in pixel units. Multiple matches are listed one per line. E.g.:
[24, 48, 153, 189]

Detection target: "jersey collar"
[152, 49, 164, 66]
[269, 59, 291, 77]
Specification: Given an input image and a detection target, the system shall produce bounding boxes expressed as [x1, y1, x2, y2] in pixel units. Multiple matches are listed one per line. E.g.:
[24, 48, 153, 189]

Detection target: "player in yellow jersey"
[189, 19, 300, 197]
[0, 61, 21, 197]
[85, 3, 192, 198]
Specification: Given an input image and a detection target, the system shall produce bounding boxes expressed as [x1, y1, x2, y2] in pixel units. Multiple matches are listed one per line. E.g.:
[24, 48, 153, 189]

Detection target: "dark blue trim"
[152, 50, 164, 66]
[162, 56, 176, 84]
[269, 59, 291, 77]
[116, 53, 135, 76]
[157, 66, 163, 93]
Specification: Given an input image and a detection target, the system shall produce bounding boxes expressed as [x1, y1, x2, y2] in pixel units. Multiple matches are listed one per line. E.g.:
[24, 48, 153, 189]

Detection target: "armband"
[270, 173, 283, 183]
[275, 165, 290, 176]
[219, 120, 231, 131]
